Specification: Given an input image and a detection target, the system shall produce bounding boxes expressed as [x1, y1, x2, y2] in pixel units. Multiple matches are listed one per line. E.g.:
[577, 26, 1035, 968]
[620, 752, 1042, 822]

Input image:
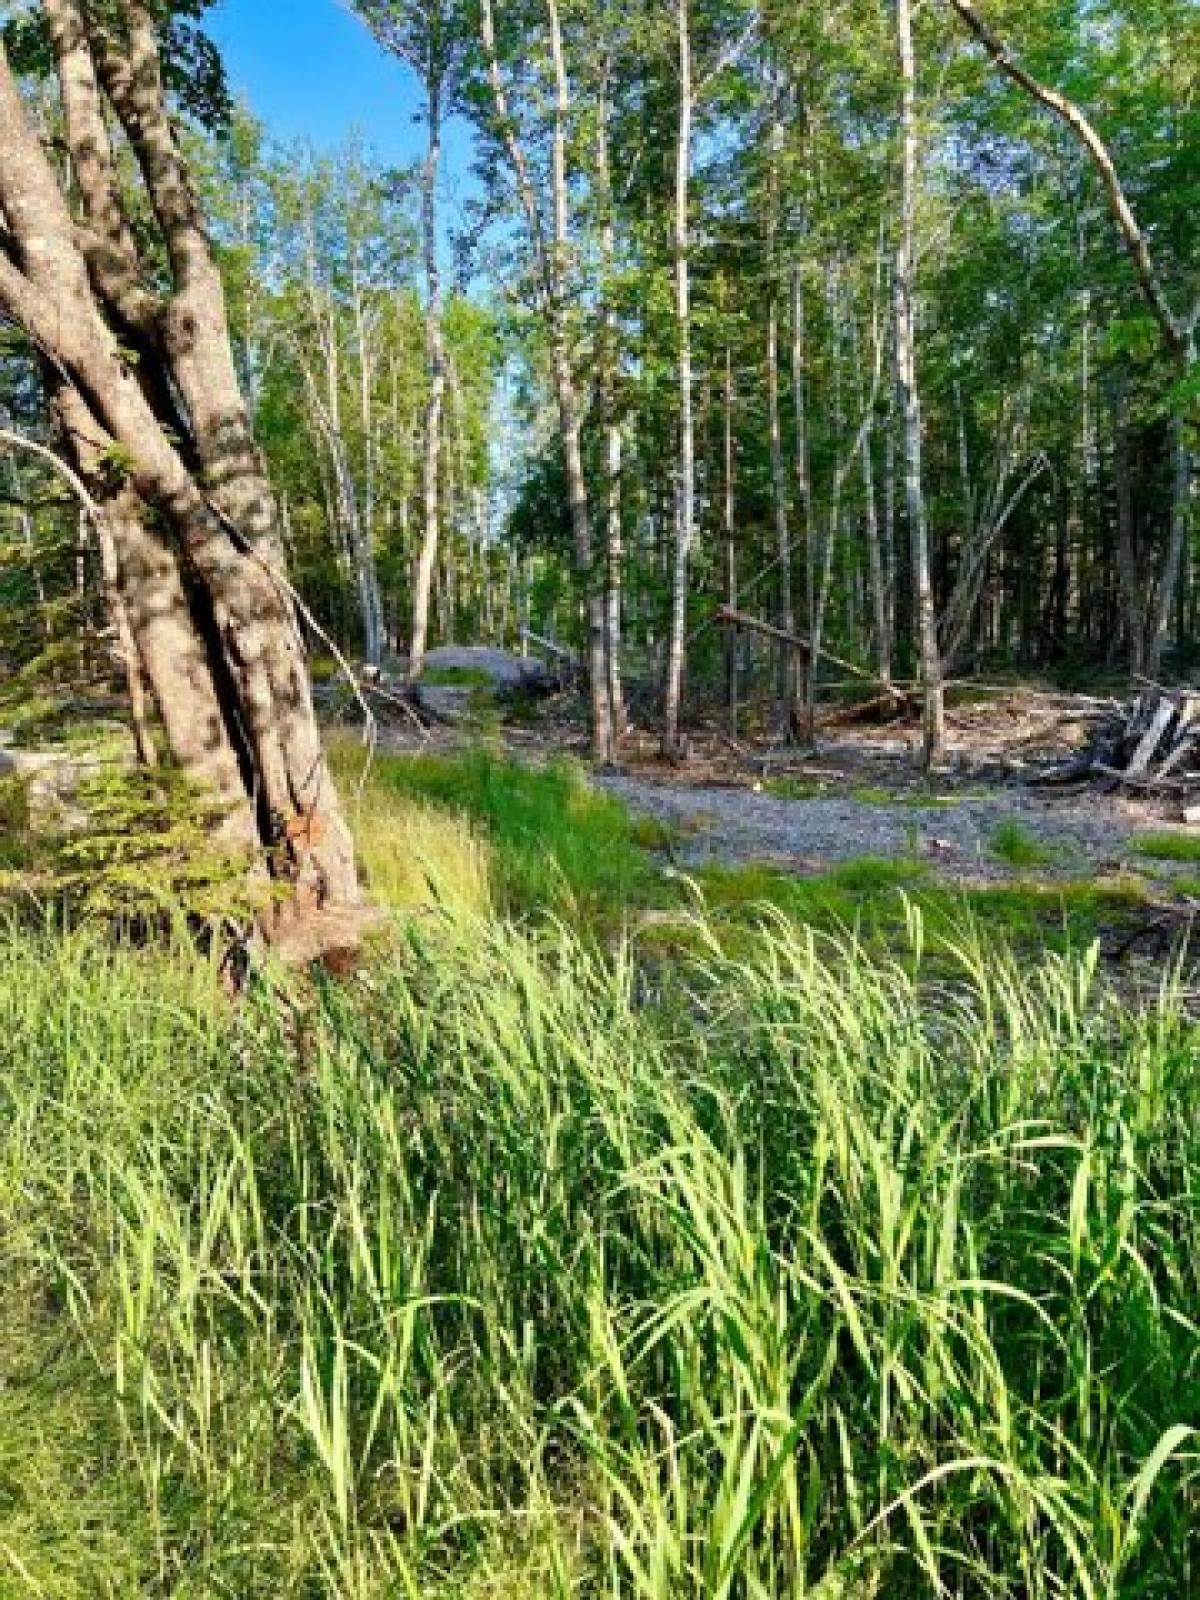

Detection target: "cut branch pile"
[1034, 688, 1200, 804]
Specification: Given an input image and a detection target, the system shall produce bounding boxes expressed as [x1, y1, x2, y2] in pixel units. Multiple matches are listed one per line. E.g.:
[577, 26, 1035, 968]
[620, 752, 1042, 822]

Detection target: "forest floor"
[368, 682, 1200, 899]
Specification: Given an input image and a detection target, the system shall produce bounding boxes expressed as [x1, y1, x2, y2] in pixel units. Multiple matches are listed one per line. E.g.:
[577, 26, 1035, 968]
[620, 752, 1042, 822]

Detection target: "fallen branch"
[519, 626, 579, 665]
[1032, 687, 1200, 805]
[716, 605, 907, 697]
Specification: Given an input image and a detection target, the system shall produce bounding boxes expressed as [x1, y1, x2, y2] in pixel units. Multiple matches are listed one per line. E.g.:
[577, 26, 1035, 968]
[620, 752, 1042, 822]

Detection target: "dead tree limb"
[716, 605, 901, 691]
[0, 425, 157, 767]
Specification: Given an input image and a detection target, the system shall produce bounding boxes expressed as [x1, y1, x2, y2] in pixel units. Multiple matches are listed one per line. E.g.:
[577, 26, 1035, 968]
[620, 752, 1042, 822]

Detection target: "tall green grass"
[0, 907, 1195, 1596]
[332, 743, 657, 925]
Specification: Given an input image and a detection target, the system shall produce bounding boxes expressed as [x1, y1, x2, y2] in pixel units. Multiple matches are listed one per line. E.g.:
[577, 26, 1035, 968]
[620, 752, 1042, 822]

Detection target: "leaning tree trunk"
[0, 3, 358, 917]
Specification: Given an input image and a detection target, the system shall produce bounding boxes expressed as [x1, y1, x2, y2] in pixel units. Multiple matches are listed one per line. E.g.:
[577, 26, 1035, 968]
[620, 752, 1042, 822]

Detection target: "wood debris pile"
[1035, 688, 1200, 812]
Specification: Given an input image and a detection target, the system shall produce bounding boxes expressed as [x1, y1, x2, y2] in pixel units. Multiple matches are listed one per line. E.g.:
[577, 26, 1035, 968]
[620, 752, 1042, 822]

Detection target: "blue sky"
[206, 0, 476, 192]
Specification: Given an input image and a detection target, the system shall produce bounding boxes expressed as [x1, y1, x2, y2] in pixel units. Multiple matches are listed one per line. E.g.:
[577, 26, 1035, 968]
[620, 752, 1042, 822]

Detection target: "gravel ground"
[596, 771, 1152, 882]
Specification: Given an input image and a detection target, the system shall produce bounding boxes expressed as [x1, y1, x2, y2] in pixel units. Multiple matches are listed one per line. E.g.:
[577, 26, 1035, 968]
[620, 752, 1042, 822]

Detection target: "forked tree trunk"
[0, 4, 358, 916]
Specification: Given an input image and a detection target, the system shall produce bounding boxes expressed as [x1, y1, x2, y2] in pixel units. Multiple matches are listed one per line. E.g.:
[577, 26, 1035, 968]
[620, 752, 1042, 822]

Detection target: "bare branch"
[946, 0, 1188, 364]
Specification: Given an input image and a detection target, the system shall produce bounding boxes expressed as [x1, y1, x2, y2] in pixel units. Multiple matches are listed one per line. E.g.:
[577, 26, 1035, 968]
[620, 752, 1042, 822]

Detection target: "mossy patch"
[762, 775, 828, 801]
[1132, 830, 1200, 864]
[421, 664, 497, 689]
[990, 817, 1058, 869]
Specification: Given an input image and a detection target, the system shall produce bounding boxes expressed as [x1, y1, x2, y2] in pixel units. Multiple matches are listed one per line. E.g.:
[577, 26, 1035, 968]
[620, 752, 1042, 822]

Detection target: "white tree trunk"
[896, 0, 945, 765]
[409, 78, 446, 682]
[662, 0, 694, 759]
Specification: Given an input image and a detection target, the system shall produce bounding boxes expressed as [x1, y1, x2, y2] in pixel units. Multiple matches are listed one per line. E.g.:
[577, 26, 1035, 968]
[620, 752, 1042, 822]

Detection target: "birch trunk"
[597, 83, 627, 739]
[409, 77, 446, 682]
[790, 263, 815, 721]
[895, 0, 945, 766]
[765, 104, 798, 737]
[662, 0, 694, 759]
[348, 262, 385, 670]
[479, 0, 612, 759]
[722, 345, 739, 737]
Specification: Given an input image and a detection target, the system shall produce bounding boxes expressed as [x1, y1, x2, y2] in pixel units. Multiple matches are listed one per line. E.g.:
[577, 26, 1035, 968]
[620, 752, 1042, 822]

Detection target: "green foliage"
[0, 904, 1196, 1594]
[762, 774, 828, 800]
[990, 816, 1058, 867]
[0, 763, 255, 923]
[826, 852, 929, 891]
[1134, 831, 1200, 864]
[0, 778, 31, 871]
[688, 857, 1147, 958]
[334, 744, 657, 924]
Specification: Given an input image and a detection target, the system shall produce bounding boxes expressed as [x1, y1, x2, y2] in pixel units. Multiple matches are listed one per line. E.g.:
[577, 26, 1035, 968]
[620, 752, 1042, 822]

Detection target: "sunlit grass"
[333, 746, 494, 921]
[991, 815, 1057, 867]
[335, 741, 659, 926]
[1134, 830, 1200, 864]
[0, 750, 1192, 1595]
[0, 909, 1194, 1596]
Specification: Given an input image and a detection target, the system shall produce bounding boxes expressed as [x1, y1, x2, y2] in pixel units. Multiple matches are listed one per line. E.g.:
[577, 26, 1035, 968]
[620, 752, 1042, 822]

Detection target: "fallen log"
[1032, 686, 1200, 808]
[715, 606, 909, 706]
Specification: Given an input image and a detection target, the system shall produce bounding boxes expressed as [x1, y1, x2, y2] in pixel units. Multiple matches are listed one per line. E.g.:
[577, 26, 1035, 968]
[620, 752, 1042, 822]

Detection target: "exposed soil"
[593, 763, 1144, 883]
[367, 683, 1200, 891]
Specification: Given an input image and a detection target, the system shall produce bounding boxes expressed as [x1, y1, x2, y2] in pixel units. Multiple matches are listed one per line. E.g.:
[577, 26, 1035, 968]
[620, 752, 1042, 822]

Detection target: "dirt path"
[594, 768, 1153, 883]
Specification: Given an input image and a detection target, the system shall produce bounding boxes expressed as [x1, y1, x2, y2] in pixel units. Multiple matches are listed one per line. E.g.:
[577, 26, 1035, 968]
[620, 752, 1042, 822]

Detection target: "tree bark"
[409, 75, 447, 683]
[895, 0, 945, 766]
[0, 8, 359, 916]
[662, 0, 694, 759]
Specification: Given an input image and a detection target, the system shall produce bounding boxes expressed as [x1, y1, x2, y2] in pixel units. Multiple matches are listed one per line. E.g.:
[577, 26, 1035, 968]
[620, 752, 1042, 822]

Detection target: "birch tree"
[895, 0, 945, 764]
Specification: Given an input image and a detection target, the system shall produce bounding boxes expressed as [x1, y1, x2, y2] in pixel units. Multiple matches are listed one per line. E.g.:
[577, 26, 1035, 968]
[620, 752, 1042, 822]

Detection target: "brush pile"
[1035, 687, 1200, 810]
